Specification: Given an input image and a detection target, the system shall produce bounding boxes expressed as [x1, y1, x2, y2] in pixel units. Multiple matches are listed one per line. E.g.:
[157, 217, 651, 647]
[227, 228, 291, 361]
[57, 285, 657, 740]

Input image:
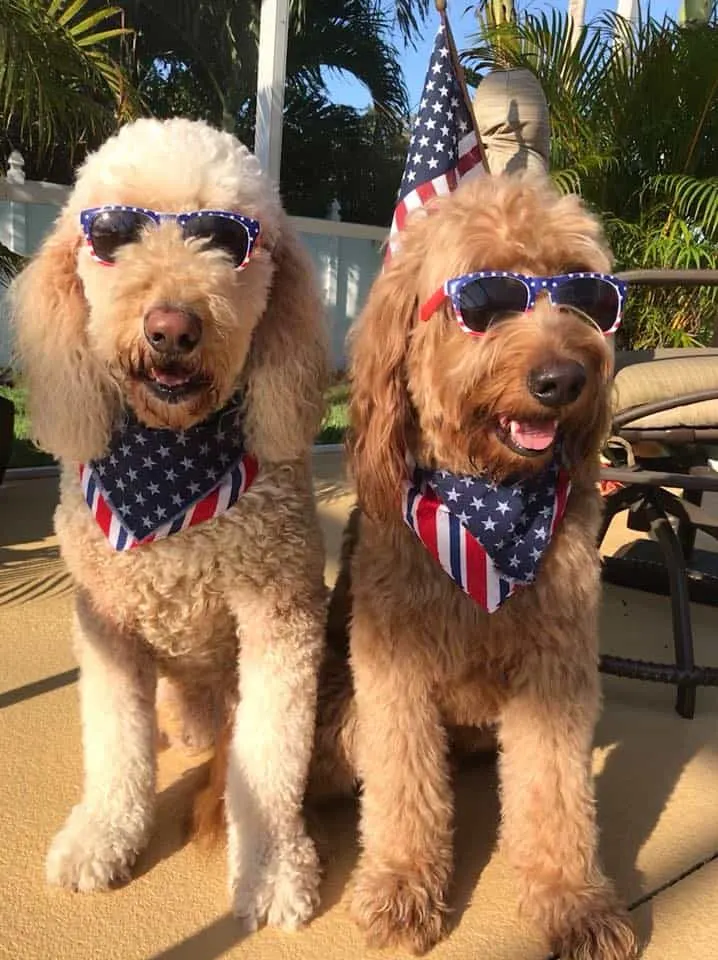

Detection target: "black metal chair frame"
[598, 269, 718, 719]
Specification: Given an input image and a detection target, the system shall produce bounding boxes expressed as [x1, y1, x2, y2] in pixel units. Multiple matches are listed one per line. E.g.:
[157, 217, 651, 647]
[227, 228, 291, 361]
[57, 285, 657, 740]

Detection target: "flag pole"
[433, 0, 491, 172]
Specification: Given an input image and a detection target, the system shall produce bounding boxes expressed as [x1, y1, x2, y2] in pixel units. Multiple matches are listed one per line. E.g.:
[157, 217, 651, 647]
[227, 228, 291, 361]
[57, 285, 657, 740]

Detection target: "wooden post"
[255, 0, 290, 185]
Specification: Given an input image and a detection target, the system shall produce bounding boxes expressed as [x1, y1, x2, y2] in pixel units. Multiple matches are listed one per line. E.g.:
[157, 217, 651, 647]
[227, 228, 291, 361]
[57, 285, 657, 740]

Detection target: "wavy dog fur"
[315, 172, 638, 958]
[12, 117, 329, 931]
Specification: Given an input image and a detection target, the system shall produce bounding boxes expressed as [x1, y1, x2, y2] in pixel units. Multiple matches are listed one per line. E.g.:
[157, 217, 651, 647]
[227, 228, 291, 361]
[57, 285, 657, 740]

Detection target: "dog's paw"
[230, 831, 321, 933]
[555, 906, 638, 960]
[46, 805, 149, 893]
[350, 862, 448, 955]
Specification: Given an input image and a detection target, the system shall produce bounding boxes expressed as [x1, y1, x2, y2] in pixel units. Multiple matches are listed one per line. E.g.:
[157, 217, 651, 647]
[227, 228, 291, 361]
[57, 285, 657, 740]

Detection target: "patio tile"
[1, 468, 717, 960]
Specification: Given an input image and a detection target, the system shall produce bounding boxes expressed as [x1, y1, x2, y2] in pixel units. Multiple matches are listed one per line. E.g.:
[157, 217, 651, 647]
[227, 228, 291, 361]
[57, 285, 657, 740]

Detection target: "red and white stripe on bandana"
[79, 454, 258, 551]
[402, 464, 571, 613]
[386, 11, 487, 262]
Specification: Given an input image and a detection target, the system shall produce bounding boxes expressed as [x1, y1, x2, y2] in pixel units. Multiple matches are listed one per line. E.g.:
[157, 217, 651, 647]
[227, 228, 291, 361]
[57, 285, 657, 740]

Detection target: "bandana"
[403, 457, 571, 612]
[79, 396, 258, 551]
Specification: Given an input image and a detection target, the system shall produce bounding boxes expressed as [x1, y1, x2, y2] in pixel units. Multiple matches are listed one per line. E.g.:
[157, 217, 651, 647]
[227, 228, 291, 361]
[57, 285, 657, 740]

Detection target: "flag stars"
[446, 487, 460, 501]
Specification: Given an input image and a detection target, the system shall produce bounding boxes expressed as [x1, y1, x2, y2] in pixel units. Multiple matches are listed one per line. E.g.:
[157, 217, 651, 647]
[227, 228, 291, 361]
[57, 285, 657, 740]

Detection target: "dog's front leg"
[349, 611, 453, 955]
[226, 586, 325, 932]
[46, 591, 156, 891]
[498, 669, 637, 960]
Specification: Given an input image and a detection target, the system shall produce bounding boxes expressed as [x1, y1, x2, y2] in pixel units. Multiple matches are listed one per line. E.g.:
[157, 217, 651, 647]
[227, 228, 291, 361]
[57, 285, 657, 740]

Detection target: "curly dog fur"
[312, 172, 639, 957]
[11, 117, 329, 931]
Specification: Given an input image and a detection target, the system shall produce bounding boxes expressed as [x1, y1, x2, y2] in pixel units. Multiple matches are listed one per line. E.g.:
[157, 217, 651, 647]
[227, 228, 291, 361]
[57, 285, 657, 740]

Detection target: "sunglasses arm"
[419, 286, 448, 323]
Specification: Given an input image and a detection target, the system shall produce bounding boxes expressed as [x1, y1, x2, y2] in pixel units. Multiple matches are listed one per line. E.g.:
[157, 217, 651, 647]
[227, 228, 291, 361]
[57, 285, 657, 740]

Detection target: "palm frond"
[0, 0, 137, 156]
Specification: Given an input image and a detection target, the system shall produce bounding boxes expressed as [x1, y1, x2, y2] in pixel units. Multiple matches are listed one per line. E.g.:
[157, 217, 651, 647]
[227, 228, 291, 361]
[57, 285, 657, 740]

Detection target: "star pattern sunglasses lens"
[551, 277, 621, 333]
[182, 214, 252, 268]
[88, 209, 156, 263]
[458, 276, 530, 333]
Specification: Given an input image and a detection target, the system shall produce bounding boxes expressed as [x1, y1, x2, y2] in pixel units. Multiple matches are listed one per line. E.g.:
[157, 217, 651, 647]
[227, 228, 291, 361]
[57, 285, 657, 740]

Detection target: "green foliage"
[0, 0, 137, 158]
[465, 4, 718, 348]
[119, 0, 413, 224]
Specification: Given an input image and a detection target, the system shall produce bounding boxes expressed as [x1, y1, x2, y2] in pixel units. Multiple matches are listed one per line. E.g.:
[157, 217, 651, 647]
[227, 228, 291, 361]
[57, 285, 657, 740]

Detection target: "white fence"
[0, 155, 387, 370]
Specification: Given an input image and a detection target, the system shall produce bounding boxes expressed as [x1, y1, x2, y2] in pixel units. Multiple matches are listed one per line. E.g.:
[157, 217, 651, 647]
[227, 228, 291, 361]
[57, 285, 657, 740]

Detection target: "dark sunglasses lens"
[90, 209, 154, 262]
[183, 215, 250, 267]
[458, 276, 529, 332]
[553, 278, 619, 332]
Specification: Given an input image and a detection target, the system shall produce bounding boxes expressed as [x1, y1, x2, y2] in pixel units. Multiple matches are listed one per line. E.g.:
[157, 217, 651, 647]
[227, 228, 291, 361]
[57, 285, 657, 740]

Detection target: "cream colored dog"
[11, 117, 328, 931]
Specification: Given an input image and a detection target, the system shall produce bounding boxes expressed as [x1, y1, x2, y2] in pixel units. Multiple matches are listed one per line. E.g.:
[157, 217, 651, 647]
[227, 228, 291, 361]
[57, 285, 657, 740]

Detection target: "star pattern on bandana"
[423, 460, 563, 584]
[89, 398, 248, 541]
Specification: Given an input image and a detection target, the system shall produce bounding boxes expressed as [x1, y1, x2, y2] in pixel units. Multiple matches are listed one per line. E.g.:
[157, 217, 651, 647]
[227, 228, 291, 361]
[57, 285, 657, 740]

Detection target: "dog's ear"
[243, 214, 328, 462]
[348, 246, 418, 521]
[10, 213, 117, 463]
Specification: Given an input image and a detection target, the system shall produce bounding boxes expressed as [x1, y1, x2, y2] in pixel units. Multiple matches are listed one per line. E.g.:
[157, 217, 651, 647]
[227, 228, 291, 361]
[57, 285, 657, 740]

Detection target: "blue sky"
[323, 1, 676, 114]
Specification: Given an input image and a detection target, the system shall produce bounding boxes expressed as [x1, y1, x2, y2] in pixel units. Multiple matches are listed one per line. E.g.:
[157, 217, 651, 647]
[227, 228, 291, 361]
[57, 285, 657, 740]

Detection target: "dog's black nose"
[144, 306, 201, 355]
[527, 360, 587, 407]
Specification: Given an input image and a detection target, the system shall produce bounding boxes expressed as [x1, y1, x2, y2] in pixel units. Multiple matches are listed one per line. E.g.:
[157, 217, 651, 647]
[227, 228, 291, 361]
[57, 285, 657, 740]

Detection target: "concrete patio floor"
[1, 452, 717, 960]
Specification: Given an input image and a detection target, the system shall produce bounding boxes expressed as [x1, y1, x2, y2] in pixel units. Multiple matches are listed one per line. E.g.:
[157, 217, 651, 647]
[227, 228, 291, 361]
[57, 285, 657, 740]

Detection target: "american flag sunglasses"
[420, 271, 627, 336]
[79, 206, 261, 270]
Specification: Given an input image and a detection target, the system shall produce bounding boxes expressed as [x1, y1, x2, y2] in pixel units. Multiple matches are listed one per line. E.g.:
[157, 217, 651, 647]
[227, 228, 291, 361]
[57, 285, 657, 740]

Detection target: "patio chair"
[598, 269, 718, 719]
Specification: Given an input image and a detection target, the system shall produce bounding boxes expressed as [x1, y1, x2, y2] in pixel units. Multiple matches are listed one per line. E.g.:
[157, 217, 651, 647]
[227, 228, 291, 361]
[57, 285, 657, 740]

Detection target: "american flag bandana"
[79, 396, 258, 551]
[403, 459, 571, 612]
[386, 11, 487, 260]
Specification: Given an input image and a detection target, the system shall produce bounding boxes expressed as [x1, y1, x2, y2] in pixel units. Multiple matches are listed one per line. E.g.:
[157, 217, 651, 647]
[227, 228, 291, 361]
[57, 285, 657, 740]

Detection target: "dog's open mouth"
[138, 365, 208, 404]
[497, 416, 558, 457]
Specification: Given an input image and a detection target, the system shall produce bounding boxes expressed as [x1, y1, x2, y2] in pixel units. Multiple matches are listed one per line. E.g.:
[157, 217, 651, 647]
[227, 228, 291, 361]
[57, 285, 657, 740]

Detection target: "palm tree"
[465, 5, 718, 347]
[0, 0, 136, 158]
[116, 0, 412, 222]
[119, 0, 408, 132]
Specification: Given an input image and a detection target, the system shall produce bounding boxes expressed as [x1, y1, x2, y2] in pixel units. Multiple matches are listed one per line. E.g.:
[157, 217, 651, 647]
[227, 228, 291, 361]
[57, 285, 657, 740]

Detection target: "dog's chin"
[124, 364, 219, 430]
[495, 416, 558, 459]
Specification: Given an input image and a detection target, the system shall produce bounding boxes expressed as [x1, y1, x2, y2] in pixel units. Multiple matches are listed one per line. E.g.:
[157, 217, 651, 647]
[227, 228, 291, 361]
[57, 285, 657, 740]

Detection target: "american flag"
[387, 10, 487, 259]
[79, 396, 258, 551]
[403, 460, 571, 612]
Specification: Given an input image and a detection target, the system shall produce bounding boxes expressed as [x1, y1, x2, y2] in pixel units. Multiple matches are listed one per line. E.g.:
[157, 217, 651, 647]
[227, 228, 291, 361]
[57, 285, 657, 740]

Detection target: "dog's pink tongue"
[508, 419, 558, 451]
[151, 368, 190, 387]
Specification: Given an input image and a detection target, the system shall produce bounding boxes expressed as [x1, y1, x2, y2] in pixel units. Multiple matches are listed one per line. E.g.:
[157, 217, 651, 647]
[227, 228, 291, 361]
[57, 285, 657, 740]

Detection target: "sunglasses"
[420, 271, 627, 336]
[79, 205, 261, 270]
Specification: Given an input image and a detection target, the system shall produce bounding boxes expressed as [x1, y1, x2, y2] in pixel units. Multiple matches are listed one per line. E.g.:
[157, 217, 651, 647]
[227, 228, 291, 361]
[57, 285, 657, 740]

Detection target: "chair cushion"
[613, 354, 718, 429]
